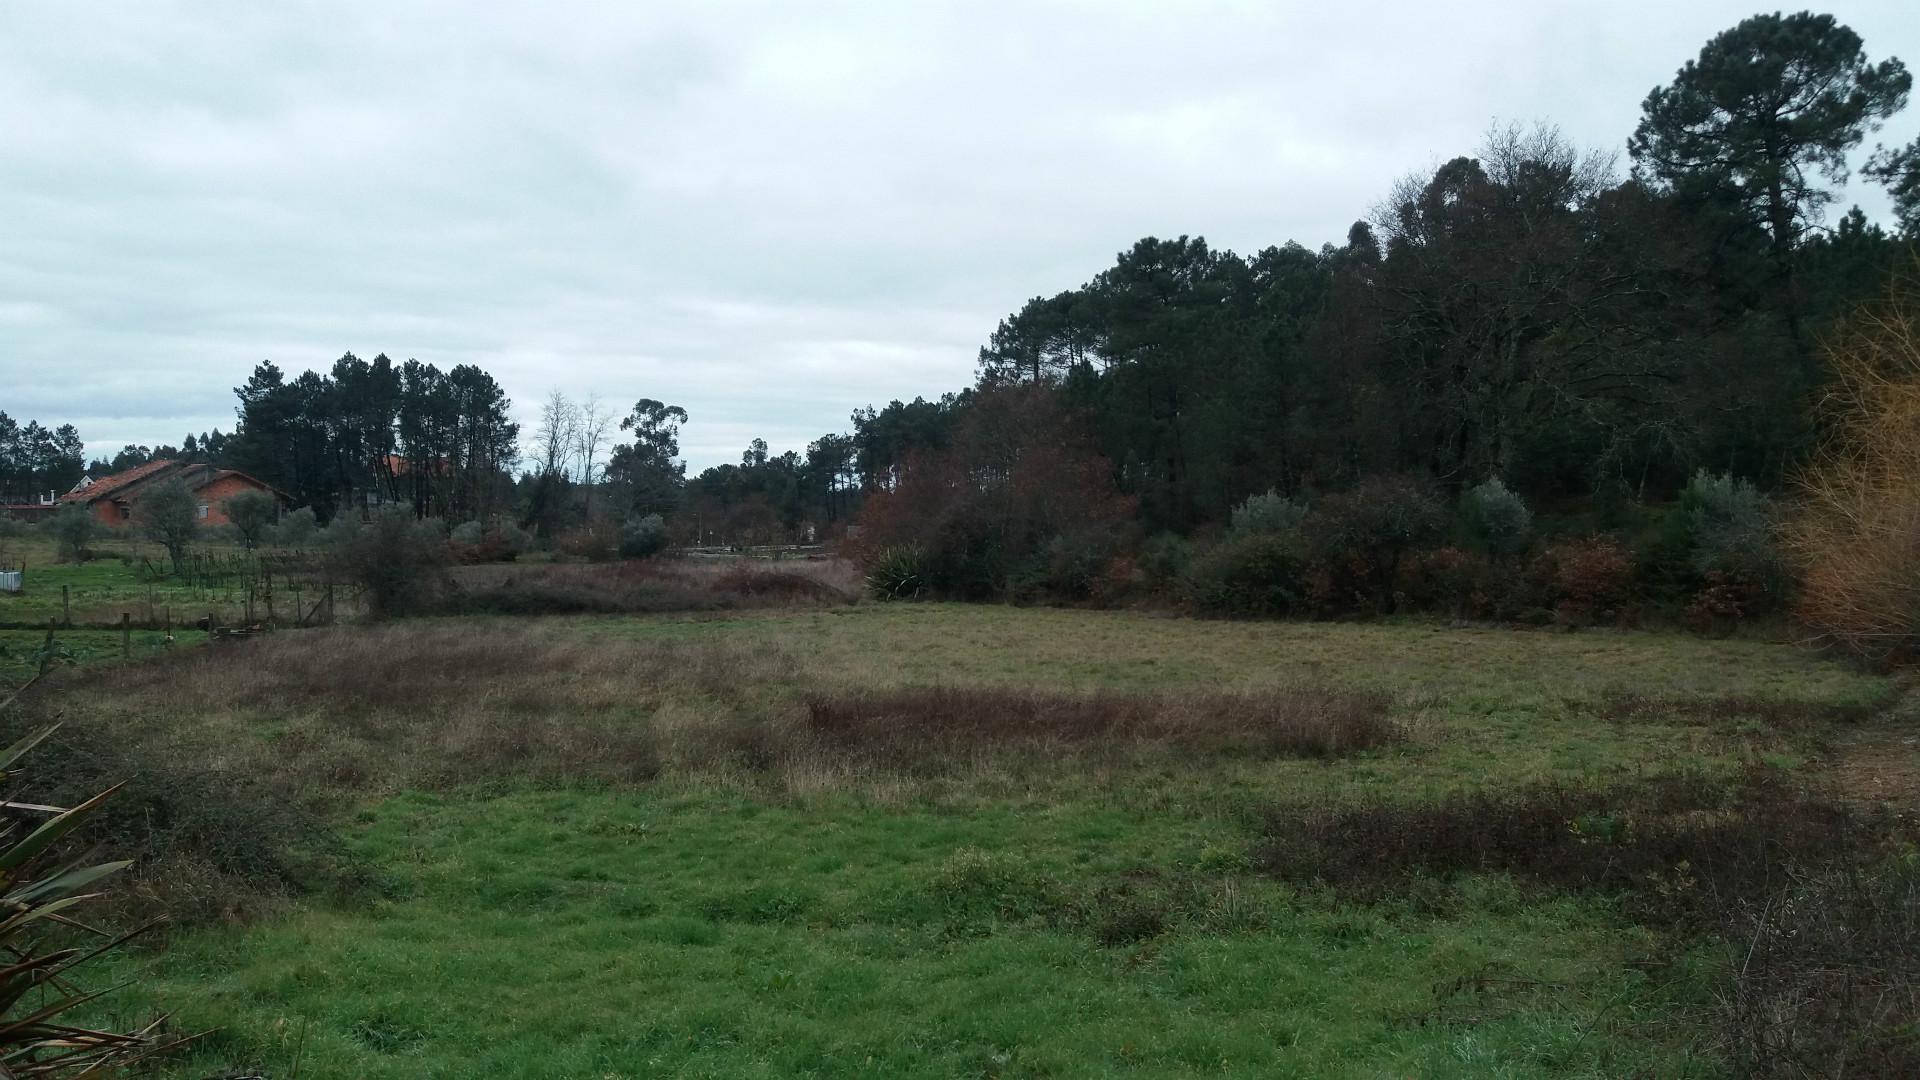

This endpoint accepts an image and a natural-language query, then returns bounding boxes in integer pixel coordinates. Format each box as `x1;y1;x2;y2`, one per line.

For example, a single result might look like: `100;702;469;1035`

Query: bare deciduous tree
574;393;614;517
535;390;579;479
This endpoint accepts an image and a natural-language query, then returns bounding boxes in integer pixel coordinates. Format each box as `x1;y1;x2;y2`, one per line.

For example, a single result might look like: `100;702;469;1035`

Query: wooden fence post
61;585;69;628
121;612;130;658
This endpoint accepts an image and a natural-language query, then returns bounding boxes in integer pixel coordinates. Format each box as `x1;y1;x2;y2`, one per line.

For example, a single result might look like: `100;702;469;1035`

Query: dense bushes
620;513;668;559
329;508;452;618
271;505;318;546
1167;469;1792;628
1302;476;1445;614
851;386;1134;601
1542;537;1638;625
1229;490;1306;536
1458;477;1531;561
1185;532;1307;617
870;456;1791;625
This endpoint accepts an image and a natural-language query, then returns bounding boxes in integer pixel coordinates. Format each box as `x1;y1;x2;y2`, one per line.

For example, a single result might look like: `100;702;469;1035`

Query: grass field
0;534;315;628
12;605;1907;1077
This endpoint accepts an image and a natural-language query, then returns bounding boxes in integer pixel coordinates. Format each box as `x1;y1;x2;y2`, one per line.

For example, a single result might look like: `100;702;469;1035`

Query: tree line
14;13;1919;563
670;12;1920;546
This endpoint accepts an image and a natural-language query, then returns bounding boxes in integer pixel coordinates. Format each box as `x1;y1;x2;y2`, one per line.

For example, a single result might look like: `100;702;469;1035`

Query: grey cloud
2;1;1912;469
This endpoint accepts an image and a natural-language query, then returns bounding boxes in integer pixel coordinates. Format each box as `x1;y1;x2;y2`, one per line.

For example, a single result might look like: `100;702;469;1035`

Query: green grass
0;627;206;683
115;789;1716;1079
56;605;1889;1077
0;535;309;628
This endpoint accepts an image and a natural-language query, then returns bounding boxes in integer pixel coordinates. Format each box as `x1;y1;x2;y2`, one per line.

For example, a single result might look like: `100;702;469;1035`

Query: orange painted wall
72;474;277;528
190;475;274;526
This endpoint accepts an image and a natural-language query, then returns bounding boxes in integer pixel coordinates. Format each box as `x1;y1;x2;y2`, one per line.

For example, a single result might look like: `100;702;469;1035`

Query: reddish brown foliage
1535;536;1635;625
848;386;1134;596
803;685;1396;761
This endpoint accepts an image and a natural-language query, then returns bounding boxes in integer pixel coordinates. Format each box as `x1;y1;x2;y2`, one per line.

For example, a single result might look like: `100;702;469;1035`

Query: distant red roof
378;454;449;477
60;459;180;504
62;461;287;506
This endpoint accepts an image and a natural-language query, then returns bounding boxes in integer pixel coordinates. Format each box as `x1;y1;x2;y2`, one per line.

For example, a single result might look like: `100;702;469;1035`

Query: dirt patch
1821;681;1920;807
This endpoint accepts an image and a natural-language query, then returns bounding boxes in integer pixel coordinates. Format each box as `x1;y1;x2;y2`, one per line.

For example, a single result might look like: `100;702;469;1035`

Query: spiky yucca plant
0;677;187;1077
865;545;929;601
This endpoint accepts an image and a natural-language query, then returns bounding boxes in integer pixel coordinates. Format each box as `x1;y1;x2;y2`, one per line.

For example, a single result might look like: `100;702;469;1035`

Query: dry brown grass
1594;692;1875;729
1785;258;1920;662
441;557;857;615
805;686;1396;763
1256;770;1920;1073
1256;770;1884;915
46;620;1391;808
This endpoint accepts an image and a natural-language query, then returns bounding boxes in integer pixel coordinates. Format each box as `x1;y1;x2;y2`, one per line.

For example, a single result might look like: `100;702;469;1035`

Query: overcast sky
3;2;1915;471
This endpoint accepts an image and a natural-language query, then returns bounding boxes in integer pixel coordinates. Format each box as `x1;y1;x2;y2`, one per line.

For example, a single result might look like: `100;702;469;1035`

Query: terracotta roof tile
59;459;180;504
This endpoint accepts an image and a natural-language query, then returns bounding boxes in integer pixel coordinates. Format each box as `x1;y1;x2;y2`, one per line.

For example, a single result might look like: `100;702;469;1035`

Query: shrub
223;490;279;549
1138;533;1193;590
328;507;451;618
1230;489;1307;536
1681;470;1786;618
1458;477;1532;562
497;521;534;556
1185;532;1308;618
557;519;620;561
450;520;485;546
314;515;359;548
47;503;96;562
0;696;188;1071
619;514;668;559
1682;471;1770;573
1304;475;1445;613
1535;536;1635;626
866;545;930;601
1012;531;1115;602
1396;546;1489;618
1785;269;1920;661
272;506;318;546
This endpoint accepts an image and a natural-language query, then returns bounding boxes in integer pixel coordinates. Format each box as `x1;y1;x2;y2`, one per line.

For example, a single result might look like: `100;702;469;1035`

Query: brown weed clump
441;559;854;615
1593;692;1876;729
803;686;1397;763
1719;858;1920;1078
1254;771;1878;916
1784;259;1920;663
1255;771;1920;1075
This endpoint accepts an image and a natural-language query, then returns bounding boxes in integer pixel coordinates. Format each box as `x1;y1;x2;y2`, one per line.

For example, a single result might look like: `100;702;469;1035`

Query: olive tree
223;490;278;550
142;480;199;572
47;504;96;562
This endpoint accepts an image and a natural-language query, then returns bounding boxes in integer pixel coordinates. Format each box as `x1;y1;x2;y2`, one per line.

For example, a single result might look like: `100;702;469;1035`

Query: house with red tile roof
60;460;285;528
